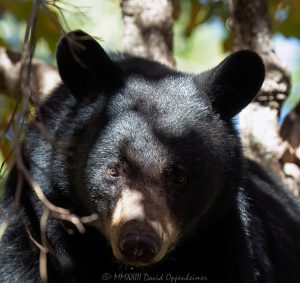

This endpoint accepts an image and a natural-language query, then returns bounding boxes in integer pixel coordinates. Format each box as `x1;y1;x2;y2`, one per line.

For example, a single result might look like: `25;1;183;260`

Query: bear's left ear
56;30;120;96
196;50;265;119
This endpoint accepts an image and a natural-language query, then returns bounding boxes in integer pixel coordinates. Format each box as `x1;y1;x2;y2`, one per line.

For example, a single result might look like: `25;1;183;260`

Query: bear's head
52;30;265;267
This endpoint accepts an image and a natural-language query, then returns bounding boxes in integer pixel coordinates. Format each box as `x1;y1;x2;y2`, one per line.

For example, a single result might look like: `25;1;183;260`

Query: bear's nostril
119;233;160;263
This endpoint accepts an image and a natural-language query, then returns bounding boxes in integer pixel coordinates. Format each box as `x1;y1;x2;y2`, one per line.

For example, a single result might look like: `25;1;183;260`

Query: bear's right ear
56;30;120;96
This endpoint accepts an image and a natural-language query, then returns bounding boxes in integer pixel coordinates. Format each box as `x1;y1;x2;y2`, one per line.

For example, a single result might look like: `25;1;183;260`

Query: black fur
0;30;299;283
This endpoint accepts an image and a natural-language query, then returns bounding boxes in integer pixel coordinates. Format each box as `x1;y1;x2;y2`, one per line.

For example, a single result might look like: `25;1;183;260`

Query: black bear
1;30;300;283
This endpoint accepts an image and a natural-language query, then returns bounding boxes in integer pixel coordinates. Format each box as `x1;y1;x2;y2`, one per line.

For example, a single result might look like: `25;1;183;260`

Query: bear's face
53;31;265;267
84;75;231;266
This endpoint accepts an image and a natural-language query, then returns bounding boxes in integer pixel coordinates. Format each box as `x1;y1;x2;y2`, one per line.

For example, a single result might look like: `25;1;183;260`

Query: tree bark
121;0;175;68
229;0;300;196
230;0;290;108
280;103;300;195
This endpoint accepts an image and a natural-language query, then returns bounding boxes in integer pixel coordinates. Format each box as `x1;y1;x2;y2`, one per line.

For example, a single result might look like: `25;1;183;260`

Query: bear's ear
197;50;265;119
56;30;119;96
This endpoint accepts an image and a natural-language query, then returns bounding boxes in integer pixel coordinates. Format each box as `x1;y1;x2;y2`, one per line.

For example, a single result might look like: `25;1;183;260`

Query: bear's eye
107;166;120;178
174;174;187;185
164;167;187;186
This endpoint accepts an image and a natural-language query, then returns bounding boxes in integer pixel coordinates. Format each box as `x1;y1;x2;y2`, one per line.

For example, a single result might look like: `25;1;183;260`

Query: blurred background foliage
1;0;300;190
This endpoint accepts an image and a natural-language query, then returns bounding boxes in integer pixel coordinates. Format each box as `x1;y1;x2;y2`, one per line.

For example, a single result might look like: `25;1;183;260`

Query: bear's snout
105;187;179;266
119;226;161;264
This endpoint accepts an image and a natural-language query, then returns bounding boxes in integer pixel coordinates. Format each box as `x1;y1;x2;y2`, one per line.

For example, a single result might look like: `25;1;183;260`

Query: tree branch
229;0;300;196
121;0;175;68
230;0;290;110
0;47;61;104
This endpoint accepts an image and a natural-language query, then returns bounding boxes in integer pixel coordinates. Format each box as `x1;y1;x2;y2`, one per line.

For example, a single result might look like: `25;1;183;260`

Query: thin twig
13;170;23;209
24;221;48;254
36;0;65;34
39;208;50;283
0;217;9;241
0;97;22;141
16;156;98;233
1;1;99;281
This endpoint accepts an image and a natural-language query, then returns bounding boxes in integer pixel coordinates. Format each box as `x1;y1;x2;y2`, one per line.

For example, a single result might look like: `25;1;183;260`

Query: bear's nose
119;232;160;263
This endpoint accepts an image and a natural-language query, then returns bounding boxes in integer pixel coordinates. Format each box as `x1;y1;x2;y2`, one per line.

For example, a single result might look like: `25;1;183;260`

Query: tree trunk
121;0;175;68
229;0;300;196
